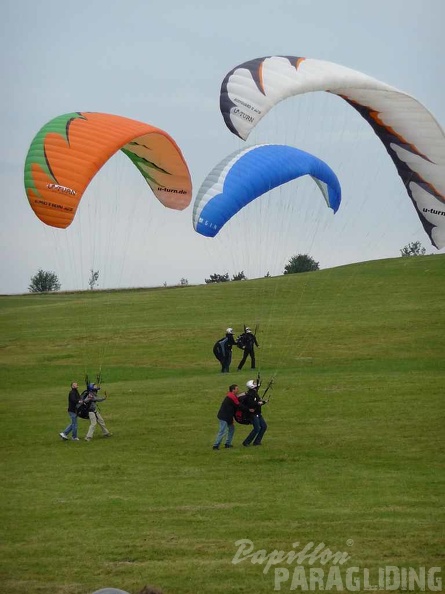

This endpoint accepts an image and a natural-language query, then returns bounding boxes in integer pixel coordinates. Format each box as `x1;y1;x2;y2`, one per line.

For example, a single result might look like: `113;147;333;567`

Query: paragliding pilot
236;326;259;370
240;378;268;446
81;382;112;441
213;328;237;373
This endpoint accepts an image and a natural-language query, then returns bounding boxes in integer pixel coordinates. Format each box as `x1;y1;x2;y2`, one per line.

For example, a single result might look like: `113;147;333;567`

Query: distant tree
179;278;189;286
283;254;319;274
205;272;230;284
88;269;99;290
232;271;247;281
400;241;426;257
29;269;61;293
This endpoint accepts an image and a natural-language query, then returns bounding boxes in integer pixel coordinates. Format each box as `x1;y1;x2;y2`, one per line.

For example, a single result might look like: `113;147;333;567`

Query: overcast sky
1;0;444;294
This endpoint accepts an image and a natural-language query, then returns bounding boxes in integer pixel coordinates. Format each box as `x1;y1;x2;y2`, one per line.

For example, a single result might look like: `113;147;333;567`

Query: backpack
76;390;91;419
234;393;252;425
213;337;227;362
236;333;247;350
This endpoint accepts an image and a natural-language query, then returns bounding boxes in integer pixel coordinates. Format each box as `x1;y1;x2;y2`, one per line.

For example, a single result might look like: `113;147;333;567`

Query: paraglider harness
234;372;274;425
213;337;227;362
76;395;91;419
236;323;259;350
76;373;106;419
236;334;247;350
213;333;236;362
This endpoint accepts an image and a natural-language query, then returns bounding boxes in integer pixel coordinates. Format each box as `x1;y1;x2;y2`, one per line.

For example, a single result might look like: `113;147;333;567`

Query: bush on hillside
28;269;61;293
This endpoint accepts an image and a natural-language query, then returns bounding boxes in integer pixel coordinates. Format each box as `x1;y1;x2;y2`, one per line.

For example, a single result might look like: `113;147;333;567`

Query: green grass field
1;255;444;594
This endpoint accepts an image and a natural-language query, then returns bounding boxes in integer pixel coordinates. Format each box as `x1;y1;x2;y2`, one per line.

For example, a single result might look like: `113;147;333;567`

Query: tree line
27;242;429;292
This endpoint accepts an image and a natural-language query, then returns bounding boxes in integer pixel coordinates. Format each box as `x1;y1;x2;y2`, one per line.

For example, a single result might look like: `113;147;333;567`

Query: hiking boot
224;444;233;448
84;437;91;441
59;432;68;441
212;445;219;450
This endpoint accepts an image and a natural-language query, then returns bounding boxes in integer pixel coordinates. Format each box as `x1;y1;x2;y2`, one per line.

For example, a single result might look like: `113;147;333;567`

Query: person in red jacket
212;384;251;450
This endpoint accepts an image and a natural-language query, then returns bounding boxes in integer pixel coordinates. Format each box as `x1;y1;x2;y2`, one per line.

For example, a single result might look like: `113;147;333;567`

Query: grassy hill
0;255;444;594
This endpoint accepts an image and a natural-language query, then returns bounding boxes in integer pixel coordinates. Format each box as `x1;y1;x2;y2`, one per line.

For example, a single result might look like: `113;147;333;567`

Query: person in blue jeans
241;379;268;446
59;381;81;441
213;384;251;450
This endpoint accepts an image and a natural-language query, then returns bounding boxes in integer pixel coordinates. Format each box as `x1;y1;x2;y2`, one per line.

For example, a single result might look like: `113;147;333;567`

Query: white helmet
246;327;252;333
226;327;234;334
246;379;257;390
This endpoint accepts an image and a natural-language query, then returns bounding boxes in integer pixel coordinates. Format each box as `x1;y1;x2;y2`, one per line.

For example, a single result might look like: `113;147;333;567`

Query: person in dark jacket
213;328;237;373
212;384;251;450
237;327;259;370
241;379;268;446
59;381;82;441
83;383;112;441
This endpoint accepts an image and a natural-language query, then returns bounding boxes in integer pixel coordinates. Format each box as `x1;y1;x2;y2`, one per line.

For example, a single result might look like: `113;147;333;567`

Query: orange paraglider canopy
24;112;192;228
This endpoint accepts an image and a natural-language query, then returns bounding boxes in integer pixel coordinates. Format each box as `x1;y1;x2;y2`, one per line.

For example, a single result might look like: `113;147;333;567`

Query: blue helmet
88;383;99;391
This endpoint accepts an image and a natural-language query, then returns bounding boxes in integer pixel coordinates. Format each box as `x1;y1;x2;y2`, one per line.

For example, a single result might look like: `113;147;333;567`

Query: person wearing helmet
212;327;237;373
241;379;268;446
82;383;112;441
236;326;259;371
